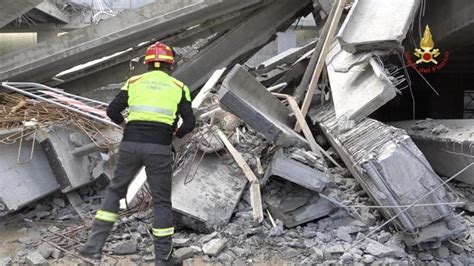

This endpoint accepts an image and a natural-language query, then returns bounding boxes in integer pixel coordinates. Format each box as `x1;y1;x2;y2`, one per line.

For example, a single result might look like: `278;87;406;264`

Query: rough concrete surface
172;151;247;231
392;119;474;185
264;148;329;192
0;0;263;82
0;129;59;216
37;127;99;193
311;106;464;244
0;0;42;28
337;0;420;53
219;64;308;147
326;43;397;121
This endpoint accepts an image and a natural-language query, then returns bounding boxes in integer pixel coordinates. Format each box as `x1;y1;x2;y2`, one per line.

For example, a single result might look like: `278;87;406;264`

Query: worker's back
126;70;188;126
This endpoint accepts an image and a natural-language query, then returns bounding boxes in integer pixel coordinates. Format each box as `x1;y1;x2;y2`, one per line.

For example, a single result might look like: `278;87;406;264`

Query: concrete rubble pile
0;92;120;217
0;0;473;265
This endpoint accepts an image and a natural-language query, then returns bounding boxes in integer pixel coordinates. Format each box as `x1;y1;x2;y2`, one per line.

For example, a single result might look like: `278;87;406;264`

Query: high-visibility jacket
121;70;191;126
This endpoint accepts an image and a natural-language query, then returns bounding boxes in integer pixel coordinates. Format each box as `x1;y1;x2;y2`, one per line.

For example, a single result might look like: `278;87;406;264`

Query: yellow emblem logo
414;25;440;64
405;24;449;73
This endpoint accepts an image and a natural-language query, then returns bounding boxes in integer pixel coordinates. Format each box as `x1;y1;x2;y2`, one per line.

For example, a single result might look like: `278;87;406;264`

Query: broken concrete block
172;151;247;231
174;0;313;92
326;244;345;254
0;129;59;216
267;196;335;228
326;43;396;121
37;127;100;193
36;242;54;259
219;64;308;148
202;238;227;256
25;251;47;265
365;241;396;257
336;226;352;243
173;247;197;261
173;238;191;248
264;148;329;192
0;256;12;266
311;107;464;245
50;249;62;259
0;0;263;83
112;240;138;255
337;0;420;53
391;119;474;185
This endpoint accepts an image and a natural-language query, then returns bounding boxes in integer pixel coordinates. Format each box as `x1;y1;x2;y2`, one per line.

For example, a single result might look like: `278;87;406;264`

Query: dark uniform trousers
84;141;174;260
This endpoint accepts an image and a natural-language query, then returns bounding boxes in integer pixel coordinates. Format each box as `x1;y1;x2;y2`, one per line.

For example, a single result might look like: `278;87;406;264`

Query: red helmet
144;41;175;64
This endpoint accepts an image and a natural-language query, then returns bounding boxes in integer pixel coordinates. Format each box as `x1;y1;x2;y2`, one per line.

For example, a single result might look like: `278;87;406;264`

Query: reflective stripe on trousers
152;227;174;237
95;209;119;222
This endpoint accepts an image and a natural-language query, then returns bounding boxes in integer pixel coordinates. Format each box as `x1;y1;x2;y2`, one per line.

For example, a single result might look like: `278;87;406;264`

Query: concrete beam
172;151;247;231
267;194;334;228
391;119;474;185
0;129;59;216
326;43;396;121
0;0;263;82
51;5;259;91
174;0;313;92
37;127;100;193
219;65;308;147
34;0;70;24
0;0;42;28
263;148;329;192
337;0;420;53
310;106;465;245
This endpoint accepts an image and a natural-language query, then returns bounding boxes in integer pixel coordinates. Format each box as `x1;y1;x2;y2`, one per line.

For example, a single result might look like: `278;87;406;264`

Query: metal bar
4;82;109;107
1;82;119;128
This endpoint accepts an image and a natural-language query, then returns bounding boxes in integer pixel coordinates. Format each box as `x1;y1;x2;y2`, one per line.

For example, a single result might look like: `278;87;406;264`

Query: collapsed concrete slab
310;106;465;245
337;0;420;53
0;0;42;28
0;0;263;82
174;0;313;92
253;40;317;75
392;119;474;185
219;65;308;147
172;151;247;231
326;43;397;121
0;129;59;216
263;148;330;192
266;194;336;228
37;127;102;193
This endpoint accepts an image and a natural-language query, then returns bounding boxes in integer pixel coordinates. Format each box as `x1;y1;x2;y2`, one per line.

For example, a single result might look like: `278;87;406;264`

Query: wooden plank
296;0;346;132
216;130;264;222
65;191;88;221
273;93;342;168
192;67;226;109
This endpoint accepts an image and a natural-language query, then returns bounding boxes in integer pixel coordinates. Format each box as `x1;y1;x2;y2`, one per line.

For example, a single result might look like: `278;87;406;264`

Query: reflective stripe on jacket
122;71;191;125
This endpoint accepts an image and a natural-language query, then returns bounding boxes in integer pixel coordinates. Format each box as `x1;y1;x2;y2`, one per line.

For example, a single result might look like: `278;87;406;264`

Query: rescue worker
79;41;196;265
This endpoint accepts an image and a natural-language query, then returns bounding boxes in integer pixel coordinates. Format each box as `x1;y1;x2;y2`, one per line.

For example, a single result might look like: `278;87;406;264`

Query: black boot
154;235;182;266
78;220;114;260
155;256;182;266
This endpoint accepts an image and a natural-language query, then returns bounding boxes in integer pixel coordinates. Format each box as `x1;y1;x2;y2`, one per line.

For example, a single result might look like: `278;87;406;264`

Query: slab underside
0;0;42;28
0;131;59;215
219;64;307;147
392;119;474;185
172;151;247;230
326;43;396;121
310;107;464;245
264;148;329;192
39;128;98;193
336;0;420;53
